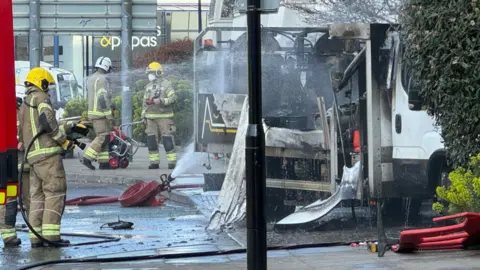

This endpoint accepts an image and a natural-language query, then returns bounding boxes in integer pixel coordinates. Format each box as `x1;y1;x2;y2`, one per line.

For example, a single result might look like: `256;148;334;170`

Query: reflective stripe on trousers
98;152;110;163
0;228;17;241
29;227;42;240
166;152;177;163
42;224;60;237
149;153;160;163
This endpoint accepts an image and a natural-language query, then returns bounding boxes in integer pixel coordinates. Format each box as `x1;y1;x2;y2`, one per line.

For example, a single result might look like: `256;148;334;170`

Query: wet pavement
30;245;480;269
1;183;239;269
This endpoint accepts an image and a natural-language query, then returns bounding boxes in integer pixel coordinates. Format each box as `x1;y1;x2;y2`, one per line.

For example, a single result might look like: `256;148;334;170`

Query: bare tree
285;0;401;24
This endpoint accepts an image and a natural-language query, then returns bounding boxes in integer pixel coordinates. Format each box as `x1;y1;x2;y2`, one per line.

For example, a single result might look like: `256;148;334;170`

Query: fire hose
65;177;204;207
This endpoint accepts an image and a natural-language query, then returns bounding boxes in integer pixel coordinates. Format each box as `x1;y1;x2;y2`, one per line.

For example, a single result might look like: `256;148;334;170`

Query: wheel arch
427;149;448;193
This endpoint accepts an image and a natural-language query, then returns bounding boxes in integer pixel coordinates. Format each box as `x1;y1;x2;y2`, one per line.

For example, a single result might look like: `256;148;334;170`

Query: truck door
392;47;441;164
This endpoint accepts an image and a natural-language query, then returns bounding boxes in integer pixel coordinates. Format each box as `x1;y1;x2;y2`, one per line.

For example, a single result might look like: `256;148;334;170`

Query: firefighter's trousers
145;118;177;165
0;170;30;244
29;155;66;244
84;118;112;165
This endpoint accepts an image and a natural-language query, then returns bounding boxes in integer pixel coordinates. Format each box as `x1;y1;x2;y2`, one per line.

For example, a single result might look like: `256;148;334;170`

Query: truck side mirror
407;76;423;111
330;71;344;91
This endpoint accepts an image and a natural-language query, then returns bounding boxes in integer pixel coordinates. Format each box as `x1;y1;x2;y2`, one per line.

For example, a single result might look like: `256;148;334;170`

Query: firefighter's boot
168;163;176;170
82;157;96;170
149;164;159;169
4;237;21;247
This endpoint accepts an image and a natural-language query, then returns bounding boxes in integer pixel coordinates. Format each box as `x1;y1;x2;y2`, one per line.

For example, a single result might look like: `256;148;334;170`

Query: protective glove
71;123;89;137
61;140;75;151
153;98;163;105
146;99;154;105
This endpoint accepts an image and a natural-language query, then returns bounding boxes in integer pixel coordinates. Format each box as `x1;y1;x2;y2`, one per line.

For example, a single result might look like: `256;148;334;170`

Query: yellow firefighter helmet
24;67;55;91
145;62;163;76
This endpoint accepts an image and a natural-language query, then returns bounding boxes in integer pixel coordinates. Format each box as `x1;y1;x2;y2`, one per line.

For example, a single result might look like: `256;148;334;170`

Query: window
57;73;80;101
400;53;420;95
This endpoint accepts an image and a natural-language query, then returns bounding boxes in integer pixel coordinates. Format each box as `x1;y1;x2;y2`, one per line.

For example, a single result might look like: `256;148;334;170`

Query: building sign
99;26;162;50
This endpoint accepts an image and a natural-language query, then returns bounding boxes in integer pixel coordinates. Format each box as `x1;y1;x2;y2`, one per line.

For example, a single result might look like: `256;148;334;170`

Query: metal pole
197;0;202;33
53;36;59;67
121;0;133;137
29;0;41;69
245;0;266;268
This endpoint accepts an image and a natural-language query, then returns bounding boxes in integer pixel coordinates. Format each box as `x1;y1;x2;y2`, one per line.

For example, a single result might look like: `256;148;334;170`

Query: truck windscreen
57;73;80;101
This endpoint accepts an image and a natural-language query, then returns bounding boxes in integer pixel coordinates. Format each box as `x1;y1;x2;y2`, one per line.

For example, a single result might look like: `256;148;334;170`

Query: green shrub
401;0;480;167
62;98;88;120
433;153;480;215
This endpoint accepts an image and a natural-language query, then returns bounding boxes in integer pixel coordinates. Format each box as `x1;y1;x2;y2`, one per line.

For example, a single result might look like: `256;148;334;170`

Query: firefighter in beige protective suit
82;56;115;170
19;67;76;248
0;97;30;247
142;62;177;169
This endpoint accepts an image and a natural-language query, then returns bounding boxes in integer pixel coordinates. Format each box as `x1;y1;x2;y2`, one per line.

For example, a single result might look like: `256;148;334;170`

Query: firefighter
0;97;28;247
82;56;115;170
142;62;177;169
19;67;74;247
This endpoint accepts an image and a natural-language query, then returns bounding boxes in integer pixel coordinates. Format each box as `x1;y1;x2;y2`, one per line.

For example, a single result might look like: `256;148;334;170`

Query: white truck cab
15;61;83;119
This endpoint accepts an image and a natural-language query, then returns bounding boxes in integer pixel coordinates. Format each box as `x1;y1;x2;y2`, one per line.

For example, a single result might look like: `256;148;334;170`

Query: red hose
66;196;119;206
65;181;204;207
119;181;161;207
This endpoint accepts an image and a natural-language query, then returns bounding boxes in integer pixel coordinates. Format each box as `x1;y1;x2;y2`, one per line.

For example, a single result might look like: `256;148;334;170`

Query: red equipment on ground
392;212;480;253
108;125;140;169
65;176;203;207
65;181;166;207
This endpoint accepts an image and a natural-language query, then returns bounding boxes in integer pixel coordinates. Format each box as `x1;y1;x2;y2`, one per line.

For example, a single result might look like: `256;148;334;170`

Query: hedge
401;0;480;167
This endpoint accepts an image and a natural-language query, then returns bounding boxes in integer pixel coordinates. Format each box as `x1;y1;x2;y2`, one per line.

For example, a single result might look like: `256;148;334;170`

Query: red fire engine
0;0;20;205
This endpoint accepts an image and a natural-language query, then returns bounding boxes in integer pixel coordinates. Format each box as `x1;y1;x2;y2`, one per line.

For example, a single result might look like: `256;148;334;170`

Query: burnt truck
197;23;449;227
193;26;362;220
275;23;448;227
